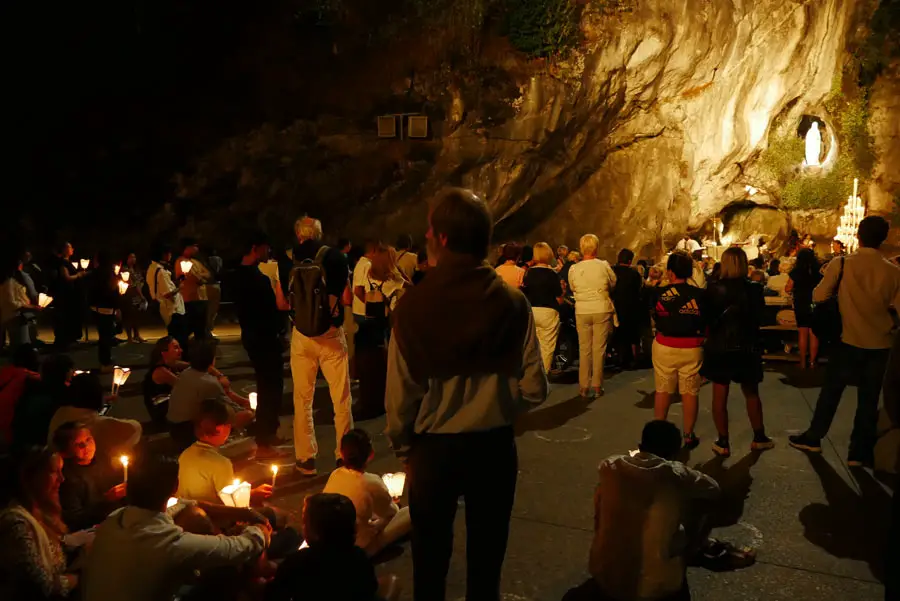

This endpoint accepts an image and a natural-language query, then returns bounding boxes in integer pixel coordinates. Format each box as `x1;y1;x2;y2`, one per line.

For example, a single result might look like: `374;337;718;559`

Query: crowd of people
0;188;898;601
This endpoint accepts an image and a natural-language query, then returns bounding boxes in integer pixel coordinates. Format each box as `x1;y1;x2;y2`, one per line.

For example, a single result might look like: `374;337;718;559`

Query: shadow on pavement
799;453;891;583
515;394;594;436
695;452;761;529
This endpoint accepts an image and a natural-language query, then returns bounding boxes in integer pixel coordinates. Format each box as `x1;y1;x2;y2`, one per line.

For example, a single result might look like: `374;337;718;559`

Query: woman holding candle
48;242;86;350
1;255;44;348
0;447;79;599
120;252;148;344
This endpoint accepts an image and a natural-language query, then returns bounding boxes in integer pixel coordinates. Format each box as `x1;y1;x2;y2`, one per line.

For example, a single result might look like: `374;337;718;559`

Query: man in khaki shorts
651;251;708;449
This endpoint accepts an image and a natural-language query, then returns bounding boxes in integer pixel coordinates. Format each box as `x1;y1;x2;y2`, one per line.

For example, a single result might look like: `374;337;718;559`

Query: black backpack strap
835;257;845;290
314;245;329;266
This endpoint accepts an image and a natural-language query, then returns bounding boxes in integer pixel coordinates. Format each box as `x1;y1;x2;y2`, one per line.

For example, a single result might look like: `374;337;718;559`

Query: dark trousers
53;298;82;346
808;343;890;460
94;312;116;366
888;488;900;601
408;427;517;601
185;301;209;342
244;337;284;444
167;312;190;351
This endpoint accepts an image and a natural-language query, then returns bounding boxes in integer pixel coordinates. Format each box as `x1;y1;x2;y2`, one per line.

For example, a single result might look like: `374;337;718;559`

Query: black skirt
700;350;763;385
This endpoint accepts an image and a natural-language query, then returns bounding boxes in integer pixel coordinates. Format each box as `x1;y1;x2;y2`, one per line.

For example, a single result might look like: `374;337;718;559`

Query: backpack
290;245;335;337
364;279;389;320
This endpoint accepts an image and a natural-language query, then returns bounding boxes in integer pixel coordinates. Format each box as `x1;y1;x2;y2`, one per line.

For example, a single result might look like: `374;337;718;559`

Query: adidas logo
661;288;679;299
679;299;700;315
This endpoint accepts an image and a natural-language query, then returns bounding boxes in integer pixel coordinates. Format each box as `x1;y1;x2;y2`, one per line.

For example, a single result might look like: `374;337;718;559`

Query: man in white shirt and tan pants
790;216;900;467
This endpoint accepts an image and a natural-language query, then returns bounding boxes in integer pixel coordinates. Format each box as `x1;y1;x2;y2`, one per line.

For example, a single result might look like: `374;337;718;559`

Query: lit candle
271;464;279;488
71;261;78;270
381;472;407;499
298;540;309;550
121;271;130;282
249;392;258;411
166;497;178;509
218;479;252;507
112;366;131;394
179;260;193;275
117;280;129;295
114;264;121;275
120;455;129;483
38;293;53;308
80;259;90;270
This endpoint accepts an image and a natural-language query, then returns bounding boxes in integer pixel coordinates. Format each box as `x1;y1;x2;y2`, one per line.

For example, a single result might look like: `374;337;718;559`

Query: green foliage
780;154;856;210
760;134;805;183
855;0;900;88
505;0;580;58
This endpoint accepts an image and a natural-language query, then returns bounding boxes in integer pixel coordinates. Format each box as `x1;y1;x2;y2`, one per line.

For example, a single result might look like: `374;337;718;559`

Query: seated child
324;429;411;557
47;372;142;456
266;493;399;601
53;421;127;531
590;421;725;601
167;340;253;451
177;398;272;505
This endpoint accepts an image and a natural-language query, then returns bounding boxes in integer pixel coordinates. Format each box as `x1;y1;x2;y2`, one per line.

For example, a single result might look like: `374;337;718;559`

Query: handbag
811;257;844;345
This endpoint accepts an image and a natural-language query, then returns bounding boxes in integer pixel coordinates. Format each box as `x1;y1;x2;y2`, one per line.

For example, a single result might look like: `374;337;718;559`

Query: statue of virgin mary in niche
804;121;822;167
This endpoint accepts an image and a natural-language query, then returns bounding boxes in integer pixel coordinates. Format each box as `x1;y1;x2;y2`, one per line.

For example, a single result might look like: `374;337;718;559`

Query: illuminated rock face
452;0;858;257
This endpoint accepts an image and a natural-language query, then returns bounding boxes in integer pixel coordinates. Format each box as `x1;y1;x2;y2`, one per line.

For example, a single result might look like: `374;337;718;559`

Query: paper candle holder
38;293;53;308
121;271;130;282
112;366;131;394
249;392;258;411
166;497;178;509
382;472;407;498
219;480;252;508
71;261;79;270
117;280;129;295
80;259;90;269
298;540;309;550
180;260;193;275
114;264;121;275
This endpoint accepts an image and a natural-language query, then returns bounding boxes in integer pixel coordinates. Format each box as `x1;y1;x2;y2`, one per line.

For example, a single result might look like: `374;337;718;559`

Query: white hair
294;217;323;241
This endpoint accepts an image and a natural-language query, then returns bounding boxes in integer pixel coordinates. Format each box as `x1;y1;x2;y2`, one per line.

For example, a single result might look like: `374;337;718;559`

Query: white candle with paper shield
166;497;178;509
382;472;407;499
114;264;121;275
71;261;78;270
117;280;129;295
180;260;193;275
112;366;131;394
80;259;90;270
298;540;309;550
120;455;129;483
120;271;130;282
38;293;53;308
249;392;258;411
219;479;252;508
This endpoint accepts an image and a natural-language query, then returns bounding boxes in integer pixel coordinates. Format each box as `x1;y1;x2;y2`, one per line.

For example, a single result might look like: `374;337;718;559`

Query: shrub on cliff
505;0;580;58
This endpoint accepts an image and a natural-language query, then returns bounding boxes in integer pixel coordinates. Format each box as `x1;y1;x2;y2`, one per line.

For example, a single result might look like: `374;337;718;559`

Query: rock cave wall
173;0;889;259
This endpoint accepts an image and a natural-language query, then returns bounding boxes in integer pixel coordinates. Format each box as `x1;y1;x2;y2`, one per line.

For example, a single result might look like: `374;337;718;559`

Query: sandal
693;538;756;572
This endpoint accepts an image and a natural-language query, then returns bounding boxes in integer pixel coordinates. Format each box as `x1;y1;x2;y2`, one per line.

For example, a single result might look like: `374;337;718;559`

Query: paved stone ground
26;324;893;601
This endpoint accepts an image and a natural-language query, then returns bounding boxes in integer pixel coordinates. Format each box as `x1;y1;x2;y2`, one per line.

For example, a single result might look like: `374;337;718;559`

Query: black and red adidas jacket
651;283;708;348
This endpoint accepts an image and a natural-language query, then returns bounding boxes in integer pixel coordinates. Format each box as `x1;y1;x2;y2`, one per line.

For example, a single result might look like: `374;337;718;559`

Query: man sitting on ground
324;429;411;556
82;454;271;601
167;340;253;450
589;420;721;601
177;398;273;505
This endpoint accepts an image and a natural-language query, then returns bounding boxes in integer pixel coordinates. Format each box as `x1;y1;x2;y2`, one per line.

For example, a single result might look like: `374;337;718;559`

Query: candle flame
120;456;129;467
166;497;178;508
114;264;121;275
233;478;240;487
271;465;279;475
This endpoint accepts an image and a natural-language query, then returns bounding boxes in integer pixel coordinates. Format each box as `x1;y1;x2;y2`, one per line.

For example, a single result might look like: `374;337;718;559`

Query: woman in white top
1;258;42;348
568;234;617;397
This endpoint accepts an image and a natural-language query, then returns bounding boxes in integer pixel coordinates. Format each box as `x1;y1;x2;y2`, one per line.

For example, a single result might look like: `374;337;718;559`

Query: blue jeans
808;343;889;460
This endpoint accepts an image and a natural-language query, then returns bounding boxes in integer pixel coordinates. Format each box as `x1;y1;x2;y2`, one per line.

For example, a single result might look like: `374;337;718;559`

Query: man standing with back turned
290;217;353;476
386;188;549;601
790;216;900;467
